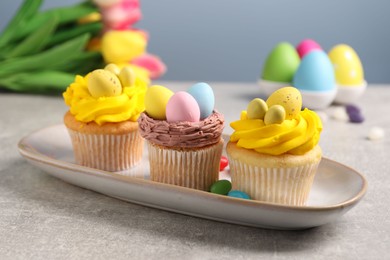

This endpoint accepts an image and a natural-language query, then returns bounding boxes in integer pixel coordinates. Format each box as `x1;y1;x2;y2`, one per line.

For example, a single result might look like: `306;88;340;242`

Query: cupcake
227;86;323;206
138;82;224;191
63;63;147;172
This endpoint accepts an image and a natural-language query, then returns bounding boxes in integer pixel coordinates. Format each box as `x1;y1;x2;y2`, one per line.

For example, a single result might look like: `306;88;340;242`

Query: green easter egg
262;42;300;82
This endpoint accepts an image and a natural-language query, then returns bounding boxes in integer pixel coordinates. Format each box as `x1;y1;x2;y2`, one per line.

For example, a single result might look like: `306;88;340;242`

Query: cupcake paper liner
228;157;320;206
147;140;224;191
67;128;144;172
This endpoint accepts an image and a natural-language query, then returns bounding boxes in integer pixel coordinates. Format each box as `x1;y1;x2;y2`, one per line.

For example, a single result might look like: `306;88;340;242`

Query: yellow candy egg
264;105;286;125
247;98;268;119
145;85;174;120
104;63;120;75
266;86;302;119
118;66;135;87
328;44;364;86
87;69;122;98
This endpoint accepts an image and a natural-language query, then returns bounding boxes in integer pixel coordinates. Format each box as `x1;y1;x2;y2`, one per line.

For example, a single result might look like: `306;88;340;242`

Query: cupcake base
147;140;224;191
64;111;144;172
227;142;322;206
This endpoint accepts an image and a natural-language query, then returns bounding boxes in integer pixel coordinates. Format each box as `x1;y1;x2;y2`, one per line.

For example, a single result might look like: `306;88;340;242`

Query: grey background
1;0;389;83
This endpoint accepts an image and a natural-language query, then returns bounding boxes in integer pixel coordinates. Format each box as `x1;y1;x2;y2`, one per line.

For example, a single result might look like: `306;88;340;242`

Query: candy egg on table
166;91;201;122
144;85;174;120
296;39;322;58
293;50;337;109
328;44;367;104
258;42;300;96
187;82;215;119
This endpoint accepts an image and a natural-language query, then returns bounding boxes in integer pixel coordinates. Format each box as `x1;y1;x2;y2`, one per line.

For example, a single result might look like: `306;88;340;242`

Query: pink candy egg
296;39;322;58
166;91;200;122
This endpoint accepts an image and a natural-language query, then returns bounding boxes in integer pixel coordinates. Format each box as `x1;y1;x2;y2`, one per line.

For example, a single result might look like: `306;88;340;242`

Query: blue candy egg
187;82;215;119
293;50;336;92
227;190;250;200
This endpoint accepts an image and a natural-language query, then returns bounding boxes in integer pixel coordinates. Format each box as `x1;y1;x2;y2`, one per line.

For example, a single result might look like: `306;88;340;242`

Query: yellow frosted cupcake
63;64;147;172
227;86;322;206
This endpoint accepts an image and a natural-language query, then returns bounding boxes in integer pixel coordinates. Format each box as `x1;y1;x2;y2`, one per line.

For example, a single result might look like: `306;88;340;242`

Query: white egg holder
333;81;367;105
259;79;366;110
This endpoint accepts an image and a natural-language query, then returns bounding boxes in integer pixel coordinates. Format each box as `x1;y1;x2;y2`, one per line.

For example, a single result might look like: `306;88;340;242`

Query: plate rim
17;124;368;213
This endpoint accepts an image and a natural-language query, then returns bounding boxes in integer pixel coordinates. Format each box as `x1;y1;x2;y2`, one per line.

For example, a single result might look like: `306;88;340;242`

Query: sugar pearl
331;107;349;122
368;127;385;141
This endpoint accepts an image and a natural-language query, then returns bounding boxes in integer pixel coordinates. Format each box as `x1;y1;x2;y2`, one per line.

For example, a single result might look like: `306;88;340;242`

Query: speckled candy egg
145;85;174;120
187;82;215;119
87;69;122;98
266;87;302;119
166;91;200;122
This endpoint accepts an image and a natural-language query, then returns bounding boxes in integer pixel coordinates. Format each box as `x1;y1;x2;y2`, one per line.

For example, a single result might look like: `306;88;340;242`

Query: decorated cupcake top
63;63;147;125
230;87;322;155
138;82;224;148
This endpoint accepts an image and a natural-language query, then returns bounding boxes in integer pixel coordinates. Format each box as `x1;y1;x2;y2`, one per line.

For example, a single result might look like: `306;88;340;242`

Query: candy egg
328;44;364;86
262;42;300;83
296;39;322;58
87;69;122;98
227;190;250;200
292;50;336;109
104;63;120;75
247;98;268;119
145;85;174;120
264;105;286;125
118;66;135;87
210;180;232;195
187;82;215;119
266;86;302;119
166;91;200;122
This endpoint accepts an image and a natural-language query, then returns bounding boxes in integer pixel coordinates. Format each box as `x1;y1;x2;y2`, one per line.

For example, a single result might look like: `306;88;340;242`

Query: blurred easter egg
266;86;302;119
145;85;174;120
262;42;300;82
87;69;122;98
296;39;322;58
328;44;364;86
293;51;336;109
166;91;200;122
187;82;215;119
293;50;335;92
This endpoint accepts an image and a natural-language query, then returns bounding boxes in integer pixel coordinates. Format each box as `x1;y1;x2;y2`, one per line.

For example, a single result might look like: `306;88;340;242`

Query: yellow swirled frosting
230;108;322;155
63;73;147;125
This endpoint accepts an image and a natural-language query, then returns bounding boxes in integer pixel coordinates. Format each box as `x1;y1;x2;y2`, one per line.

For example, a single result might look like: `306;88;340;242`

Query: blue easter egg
187;82;215;119
227;190;250;200
293;50;336;92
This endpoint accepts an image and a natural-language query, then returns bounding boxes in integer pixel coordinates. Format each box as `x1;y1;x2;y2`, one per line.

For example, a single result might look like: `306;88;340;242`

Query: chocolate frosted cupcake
138;83;224;191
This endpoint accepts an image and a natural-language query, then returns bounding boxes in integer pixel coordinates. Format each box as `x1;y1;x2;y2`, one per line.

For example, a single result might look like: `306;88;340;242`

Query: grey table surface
0;81;389;259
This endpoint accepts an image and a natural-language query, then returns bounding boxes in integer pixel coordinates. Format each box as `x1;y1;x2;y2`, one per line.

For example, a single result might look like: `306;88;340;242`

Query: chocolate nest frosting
138;111;224;148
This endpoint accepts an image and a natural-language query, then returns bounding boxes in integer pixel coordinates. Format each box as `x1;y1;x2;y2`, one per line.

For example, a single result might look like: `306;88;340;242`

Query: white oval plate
18;125;367;230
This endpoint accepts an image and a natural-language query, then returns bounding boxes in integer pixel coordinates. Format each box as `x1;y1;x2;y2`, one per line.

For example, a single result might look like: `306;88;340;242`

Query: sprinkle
368;127;385;141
